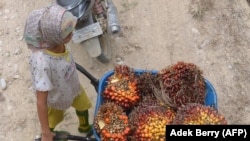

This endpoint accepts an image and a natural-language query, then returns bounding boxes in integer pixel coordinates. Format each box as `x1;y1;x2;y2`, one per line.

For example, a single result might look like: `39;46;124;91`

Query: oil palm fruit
172;103;227;125
102;65;141;110
129;102;176;141
158;61;206;108
94;102;131;141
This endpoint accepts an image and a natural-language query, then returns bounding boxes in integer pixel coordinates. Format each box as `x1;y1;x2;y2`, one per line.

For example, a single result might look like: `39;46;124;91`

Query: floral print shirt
29;48;81;110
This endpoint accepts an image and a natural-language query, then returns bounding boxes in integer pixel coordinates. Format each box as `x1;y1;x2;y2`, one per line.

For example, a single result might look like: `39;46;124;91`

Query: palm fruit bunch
102;65;140;109
94;102;131;141
137;97;162;108
129;102;176;141
158;61;206;108
136;71;159;98
172;103;227;125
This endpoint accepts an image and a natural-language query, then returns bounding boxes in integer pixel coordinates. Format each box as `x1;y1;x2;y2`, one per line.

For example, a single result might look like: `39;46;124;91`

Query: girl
24;4;92;141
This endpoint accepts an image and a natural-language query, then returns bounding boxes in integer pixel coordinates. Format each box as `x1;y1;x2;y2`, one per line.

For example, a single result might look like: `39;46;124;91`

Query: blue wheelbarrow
35;63;218;141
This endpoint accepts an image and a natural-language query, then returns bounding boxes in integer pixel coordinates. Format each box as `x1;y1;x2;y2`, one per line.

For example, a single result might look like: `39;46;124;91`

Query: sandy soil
0;0;249;140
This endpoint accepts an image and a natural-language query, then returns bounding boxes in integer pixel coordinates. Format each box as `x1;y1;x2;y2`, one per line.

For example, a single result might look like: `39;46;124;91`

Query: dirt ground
0;0;249;140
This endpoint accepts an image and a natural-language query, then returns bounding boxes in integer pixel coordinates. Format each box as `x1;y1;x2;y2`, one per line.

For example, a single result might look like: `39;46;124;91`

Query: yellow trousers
48;87;92;129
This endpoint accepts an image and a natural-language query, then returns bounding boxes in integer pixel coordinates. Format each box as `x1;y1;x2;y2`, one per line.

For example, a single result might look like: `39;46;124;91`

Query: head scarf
24;8;47;50
24;4;77;50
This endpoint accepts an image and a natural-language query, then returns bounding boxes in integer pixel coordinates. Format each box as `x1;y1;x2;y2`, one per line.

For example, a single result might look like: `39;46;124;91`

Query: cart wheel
96;32;112;63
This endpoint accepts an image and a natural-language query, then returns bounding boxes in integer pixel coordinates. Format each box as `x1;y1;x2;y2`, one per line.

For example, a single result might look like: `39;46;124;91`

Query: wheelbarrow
35;63;218;141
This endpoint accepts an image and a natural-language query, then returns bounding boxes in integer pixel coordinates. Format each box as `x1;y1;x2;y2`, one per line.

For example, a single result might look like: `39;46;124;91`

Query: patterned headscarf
24;4;77;50
24;8;47;50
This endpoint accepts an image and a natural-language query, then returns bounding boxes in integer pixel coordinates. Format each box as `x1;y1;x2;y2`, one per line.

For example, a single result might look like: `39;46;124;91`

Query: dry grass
120;0;138;13
189;0;214;19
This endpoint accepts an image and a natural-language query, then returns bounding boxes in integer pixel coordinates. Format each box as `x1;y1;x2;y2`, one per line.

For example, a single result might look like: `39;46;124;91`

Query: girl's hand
41;131;55;141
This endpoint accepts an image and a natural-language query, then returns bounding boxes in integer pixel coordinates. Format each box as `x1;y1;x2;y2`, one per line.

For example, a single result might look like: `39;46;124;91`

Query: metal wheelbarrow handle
35;134;97;141
35;130;96;141
75;62;99;92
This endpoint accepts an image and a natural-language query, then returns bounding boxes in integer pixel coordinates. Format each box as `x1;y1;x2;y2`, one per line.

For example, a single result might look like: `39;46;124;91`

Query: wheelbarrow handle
35;134;97;141
75;62;99;92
